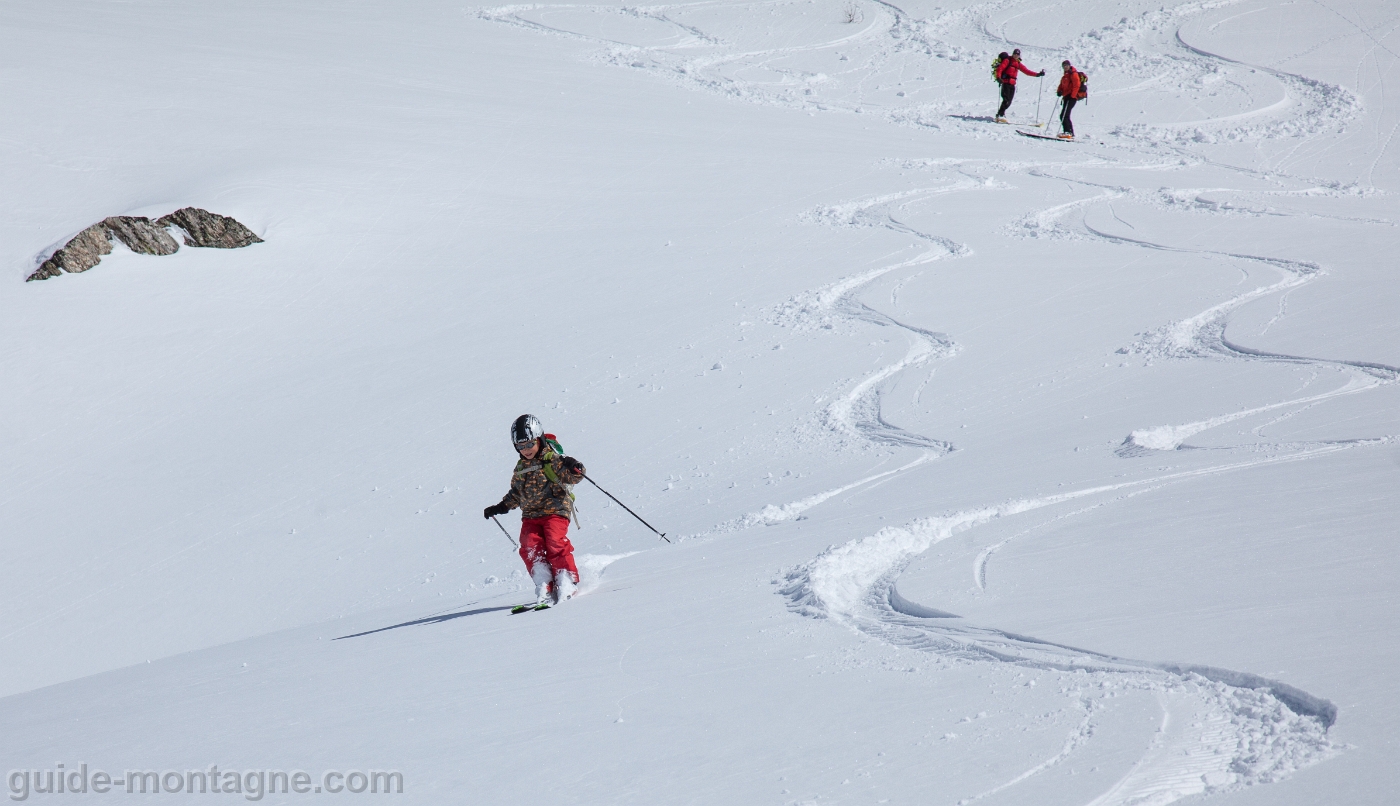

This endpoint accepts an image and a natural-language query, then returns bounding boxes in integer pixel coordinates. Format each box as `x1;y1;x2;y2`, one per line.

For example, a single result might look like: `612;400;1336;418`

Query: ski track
701;451;936;535
687;182;977;540
481;0;1390;460
478;0;1365;161
972;488;1159;593
1002;167;1400;456
959;696;1096;804
771;183;972;453
726;190;1370;799
473;2;1385;802
742;162;1381;806
763;159;1390;795
778;448;1348;806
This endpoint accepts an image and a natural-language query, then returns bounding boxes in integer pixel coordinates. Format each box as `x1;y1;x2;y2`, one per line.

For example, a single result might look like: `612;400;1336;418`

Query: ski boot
553;569;577;605
531;563;555;607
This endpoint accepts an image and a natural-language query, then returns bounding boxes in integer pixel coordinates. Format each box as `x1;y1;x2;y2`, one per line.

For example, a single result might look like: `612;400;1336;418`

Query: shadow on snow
334;604;517;640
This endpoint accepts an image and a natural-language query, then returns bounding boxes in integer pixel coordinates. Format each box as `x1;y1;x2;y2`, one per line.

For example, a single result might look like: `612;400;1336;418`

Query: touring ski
510;602;551;614
1017;130;1081;142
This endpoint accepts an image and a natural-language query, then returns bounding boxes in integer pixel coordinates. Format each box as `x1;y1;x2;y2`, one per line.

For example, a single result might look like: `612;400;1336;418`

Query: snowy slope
2;0;1398;803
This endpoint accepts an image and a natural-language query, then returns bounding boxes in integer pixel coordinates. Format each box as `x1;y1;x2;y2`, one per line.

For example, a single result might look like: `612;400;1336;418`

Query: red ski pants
519;515;579;584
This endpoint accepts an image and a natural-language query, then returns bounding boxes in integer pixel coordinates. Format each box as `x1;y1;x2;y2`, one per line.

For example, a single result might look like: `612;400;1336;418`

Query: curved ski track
473;2;1390;803
773;184;972;452
738;162;1356;803
777;449;1344;806
478;0;1365;158
694;185;975;537
1001;166;1399;457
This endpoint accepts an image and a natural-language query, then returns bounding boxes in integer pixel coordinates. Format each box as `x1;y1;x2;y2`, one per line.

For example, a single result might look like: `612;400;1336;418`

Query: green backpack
542;433;579;523
991;55;1007;82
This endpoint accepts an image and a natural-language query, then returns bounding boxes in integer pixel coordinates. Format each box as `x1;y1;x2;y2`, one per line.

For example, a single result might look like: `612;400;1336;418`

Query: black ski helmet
511;414;543;447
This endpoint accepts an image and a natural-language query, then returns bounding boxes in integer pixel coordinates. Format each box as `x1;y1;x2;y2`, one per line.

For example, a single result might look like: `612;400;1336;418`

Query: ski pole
1036;74;1043;124
491;516;517;548
582;474;670;542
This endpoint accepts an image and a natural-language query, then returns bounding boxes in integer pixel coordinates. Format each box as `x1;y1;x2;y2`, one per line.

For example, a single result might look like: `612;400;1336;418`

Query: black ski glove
483;503;510;519
1038;71;1046;77
561;457;585;476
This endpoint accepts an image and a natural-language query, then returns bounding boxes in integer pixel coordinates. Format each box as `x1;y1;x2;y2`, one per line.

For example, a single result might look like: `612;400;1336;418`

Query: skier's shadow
948;114;996;123
334;605;516;640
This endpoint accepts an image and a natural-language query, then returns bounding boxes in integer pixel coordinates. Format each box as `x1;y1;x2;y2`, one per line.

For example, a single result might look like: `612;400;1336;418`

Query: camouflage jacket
497;443;584;520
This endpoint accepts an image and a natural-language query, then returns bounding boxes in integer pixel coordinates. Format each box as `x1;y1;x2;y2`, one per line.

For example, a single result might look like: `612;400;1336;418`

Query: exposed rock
26;261;65;282
103;216;179;256
157;207;264;249
28;223;114;281
26;208;261;282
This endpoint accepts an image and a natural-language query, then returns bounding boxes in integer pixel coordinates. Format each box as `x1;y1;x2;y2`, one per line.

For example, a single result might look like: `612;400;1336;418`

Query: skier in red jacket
1056;60;1083;139
483;414;586;606
995;49;1045;123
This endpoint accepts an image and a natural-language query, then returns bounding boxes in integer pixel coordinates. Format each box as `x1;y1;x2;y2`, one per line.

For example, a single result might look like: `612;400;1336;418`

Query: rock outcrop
27;208;261;282
27;224;114;281
157;207;263;249
108;216;182;256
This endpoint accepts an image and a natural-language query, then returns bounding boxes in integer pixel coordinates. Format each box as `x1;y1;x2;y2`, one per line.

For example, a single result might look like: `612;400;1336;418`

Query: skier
995;49;1045;123
1055;60;1083;139
483;414;587;606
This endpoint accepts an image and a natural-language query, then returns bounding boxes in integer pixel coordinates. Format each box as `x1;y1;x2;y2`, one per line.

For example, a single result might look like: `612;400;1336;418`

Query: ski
509;591;574;614
1017;130;1080;142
